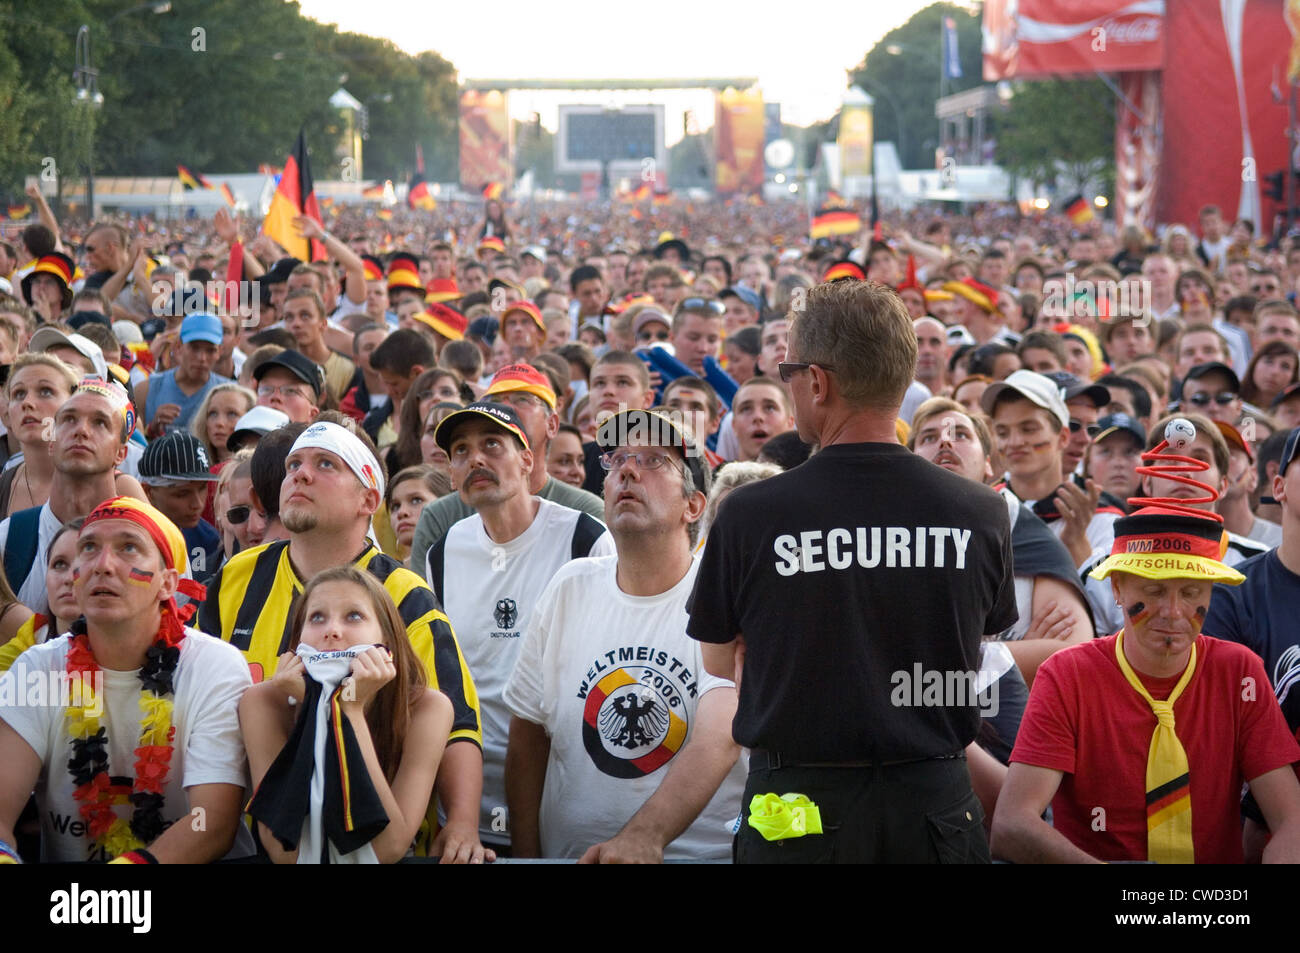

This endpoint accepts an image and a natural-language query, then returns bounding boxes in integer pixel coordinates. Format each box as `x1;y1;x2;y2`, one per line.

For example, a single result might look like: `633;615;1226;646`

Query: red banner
983;0;1165;80
1157;0;1292;230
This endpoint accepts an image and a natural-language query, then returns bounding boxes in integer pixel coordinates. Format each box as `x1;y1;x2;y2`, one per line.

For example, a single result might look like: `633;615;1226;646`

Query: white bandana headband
290;421;385;500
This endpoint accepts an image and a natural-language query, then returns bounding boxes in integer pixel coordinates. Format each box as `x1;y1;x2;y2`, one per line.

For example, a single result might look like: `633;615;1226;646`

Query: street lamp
73;26;103;215
74;4;170;217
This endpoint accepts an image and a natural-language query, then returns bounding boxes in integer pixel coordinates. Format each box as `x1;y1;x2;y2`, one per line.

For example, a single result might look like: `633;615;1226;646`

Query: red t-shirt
1011;634;1300;863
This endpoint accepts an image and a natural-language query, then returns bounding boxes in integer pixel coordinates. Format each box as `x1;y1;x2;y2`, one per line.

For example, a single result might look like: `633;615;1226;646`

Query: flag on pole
942;17;962;80
362;183;385;200
408;173;435;211
220;183;236;208
415;143;426;175
482;182;504;201
262;130;325;261
6;204;31;220
177;165;212;190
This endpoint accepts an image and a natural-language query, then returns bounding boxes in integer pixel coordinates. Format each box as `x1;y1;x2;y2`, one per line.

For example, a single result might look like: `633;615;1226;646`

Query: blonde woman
190;382;257;468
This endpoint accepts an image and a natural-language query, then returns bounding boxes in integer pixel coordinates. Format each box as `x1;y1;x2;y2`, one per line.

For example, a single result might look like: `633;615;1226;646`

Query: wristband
108;849;158;865
0;839;20;864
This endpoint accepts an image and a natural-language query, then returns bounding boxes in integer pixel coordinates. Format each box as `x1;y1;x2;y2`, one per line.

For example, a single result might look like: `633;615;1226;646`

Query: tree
848;2;984;170
995;78;1115;194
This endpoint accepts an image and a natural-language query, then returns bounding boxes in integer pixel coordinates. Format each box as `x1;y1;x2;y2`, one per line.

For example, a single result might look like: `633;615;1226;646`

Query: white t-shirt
428;497;613;843
0;628;252;862
502;555;747;861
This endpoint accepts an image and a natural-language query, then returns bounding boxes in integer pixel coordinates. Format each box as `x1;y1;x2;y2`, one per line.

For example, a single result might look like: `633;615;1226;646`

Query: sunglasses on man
1186;391;1238;407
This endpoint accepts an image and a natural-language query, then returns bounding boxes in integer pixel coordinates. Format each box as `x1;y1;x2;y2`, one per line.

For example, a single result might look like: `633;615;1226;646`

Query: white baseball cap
980;369;1070;429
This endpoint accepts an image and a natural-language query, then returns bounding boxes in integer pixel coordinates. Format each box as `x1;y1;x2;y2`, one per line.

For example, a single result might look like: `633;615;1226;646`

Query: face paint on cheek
1126;601;1150;624
72;567;80;580
1195;605;1207;625
128;567;155;586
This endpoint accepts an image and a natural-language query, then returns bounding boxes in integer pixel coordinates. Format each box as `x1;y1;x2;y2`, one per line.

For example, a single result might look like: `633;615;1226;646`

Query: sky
298;0;941;140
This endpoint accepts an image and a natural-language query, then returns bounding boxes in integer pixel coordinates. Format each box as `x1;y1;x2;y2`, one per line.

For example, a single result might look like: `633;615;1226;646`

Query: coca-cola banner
983;0;1165;80
1157;0;1293;230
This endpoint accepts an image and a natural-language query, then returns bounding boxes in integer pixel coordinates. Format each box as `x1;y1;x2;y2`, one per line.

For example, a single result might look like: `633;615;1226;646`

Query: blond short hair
789;280;916;410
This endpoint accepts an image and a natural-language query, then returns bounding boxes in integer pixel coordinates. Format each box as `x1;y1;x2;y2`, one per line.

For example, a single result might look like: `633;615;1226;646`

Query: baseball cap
980;369;1071;429
1271;381;1300;410
433;401;530;454
468;315;498;345
719;285;763;312
418;303;467;341
253;350;325;399
633;308;672;338
946;325;976;348
1183;361;1241;393
521;245;546;263
139;430;218;485
595;408;708;494
262;257;301;286
67;311;113;333
180;311;224;346
1044;371;1110;409
1094;412;1146;447
484;362;556;410
227;405;290;452
29;327;109;381
1278;426;1300;479
1214;420;1254;463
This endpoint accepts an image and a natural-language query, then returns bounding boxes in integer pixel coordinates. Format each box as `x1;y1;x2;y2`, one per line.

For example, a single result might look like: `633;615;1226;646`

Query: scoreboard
556;104;666;177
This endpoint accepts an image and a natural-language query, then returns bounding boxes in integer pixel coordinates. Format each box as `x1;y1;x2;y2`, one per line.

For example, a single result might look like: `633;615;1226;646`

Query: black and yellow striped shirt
197;539;482;748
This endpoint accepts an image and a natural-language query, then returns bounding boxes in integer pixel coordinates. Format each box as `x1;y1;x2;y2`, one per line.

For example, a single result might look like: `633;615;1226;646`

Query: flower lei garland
64;626;183;861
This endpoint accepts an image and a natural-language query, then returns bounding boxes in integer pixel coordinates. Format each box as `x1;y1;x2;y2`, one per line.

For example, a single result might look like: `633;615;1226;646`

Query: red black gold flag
1064;194;1094;226
810;205;861;240
262;130;325;261
482;182;504;201
408;174;435;211
177;165;212;190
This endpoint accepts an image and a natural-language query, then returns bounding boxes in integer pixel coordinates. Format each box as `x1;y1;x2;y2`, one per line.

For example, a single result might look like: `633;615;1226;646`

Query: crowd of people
0;185;1299;865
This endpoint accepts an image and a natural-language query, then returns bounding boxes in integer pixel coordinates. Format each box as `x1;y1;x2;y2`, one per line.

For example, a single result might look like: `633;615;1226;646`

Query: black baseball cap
1271;381;1300;410
253;349;325;399
596;408;709;494
67;310;113;333
1093;412;1146;447
1183;361;1241;393
1044;371;1110;409
433;401;530;455
139;430;218;485
1280;426;1300;479
263;257;302;286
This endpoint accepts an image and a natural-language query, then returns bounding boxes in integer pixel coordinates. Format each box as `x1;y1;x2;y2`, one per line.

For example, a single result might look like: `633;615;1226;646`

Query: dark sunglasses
1068;420;1102;438
678;297;724;316
637;329;671;342
225;505;255;525
777;361;835;383
1187;391;1237;407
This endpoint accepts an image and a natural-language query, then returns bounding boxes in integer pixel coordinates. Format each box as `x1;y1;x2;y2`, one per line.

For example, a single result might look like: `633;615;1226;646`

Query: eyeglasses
599;450;680;473
257;384;309;401
678;298;725;316
777;361;835;383
1187;391;1238;407
1068;420;1102;438
637;330;671;343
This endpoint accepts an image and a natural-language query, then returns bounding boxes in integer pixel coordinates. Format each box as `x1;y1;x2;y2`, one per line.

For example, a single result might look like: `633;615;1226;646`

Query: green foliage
848;2;983;169
0;0;461;198
994;78;1115;193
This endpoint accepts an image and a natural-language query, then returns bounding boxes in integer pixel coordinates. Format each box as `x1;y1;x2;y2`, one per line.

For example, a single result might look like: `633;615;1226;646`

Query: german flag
262;130;325;262
6;204;31;220
652;191;671;207
482;182;504;201
810;204;861;239
220;183;236;208
362;183;385;200
631;182;651;202
408;174;435;211
1064;194;1095;226
177;165;212;191
376;208;393;221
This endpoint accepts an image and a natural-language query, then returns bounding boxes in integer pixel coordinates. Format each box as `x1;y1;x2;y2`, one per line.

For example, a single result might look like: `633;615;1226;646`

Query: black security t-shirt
687;442;1017;762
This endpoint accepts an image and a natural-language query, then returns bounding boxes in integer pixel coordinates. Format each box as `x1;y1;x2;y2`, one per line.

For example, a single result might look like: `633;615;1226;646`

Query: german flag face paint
1126;601;1150;625
128;567;155;586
